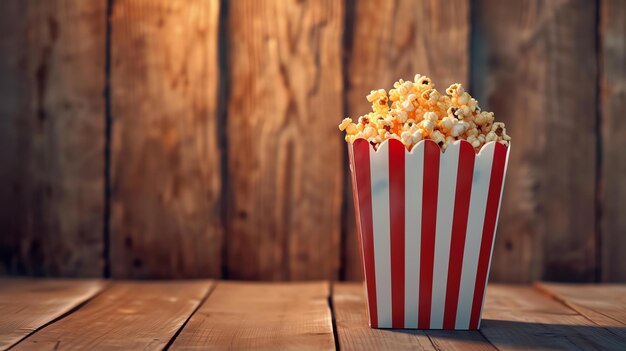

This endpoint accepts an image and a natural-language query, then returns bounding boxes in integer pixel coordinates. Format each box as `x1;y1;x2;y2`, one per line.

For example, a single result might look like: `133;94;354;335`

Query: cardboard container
348;138;510;330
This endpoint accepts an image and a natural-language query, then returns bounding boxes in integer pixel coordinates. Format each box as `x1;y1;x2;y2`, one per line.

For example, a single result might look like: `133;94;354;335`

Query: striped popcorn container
347;138;510;330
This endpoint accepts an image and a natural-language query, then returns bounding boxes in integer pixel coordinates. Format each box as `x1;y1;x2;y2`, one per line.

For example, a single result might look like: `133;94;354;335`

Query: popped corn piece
446;83;465;97
338;118;353;131
465;126;479;137
366;89;387;103
480;123;492;134
397;81;414;96
420;119;436;132
412;129;424;143
346;124;357;134
457;93;470;105
450;121;469;137
467;98;479;112
392;110;408;123
439;116;456;133
401;98;415;112
491;122;511;141
372;97;389;115
401;131;413;146
456;105;472;120
474;111;494;126
423;111;438;123
363;126;377;139
467;135;481;148
393;79;405;89
415;75;433;90
389;89;400;102
431;130;446;146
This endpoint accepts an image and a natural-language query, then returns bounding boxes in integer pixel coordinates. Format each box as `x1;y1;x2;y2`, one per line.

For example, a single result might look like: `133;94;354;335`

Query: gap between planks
534;282;626;339
9;280;214;351
163;281;218;350
481;284;626;350
0;279;108;351
168;281;336;350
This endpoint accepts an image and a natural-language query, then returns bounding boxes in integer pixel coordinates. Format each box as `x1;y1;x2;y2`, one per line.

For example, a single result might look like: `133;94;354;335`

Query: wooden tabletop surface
0;279;625;350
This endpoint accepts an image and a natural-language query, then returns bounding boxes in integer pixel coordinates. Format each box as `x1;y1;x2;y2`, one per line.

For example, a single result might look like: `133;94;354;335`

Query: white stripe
477;143;511;328
430;142;460;329
404;142;425;328
369;141;392;328
455;142;495;329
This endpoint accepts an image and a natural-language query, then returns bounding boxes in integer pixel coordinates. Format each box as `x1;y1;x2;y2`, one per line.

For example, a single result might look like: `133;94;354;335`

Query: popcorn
420;119;436;133
401;131;412;143
339;74;510;152
450;121;469;137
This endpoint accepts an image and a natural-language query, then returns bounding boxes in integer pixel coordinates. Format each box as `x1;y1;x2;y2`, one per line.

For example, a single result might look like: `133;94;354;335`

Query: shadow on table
382;319;626;349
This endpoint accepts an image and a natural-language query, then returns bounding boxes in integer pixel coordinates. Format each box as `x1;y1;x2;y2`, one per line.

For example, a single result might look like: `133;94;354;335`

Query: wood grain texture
0;0;105;276
170;281;334;350
13;281;211;351
480;285;626;350
600;0;626;283
226;0;344;280
472;0;598;283
109;0;223;278
332;283;494;350
0;279;104;350
536;283;626;327
343;0;470;281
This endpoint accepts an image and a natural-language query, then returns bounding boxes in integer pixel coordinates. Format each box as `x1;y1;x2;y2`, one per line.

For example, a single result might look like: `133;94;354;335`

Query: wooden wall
0;0;624;282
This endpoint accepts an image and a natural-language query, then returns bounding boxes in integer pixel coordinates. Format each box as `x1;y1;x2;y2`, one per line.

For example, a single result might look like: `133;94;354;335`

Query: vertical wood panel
226;0;344;280
343;0;469;280
110;0;223;278
600;0;626;282
472;0;598;282
0;1;106;276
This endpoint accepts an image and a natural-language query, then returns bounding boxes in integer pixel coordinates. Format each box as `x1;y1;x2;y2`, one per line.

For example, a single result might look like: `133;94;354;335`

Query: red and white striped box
347;138;510;330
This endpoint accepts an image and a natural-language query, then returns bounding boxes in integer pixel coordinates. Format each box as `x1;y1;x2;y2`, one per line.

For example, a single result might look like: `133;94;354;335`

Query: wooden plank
536;283;626;327
480;285;626;350
13;281;212;350
226;0;344;280
333;283;495;351
600;0;626;282
343;0;469;281
0;0;105;276
472;0;598;282
169;281;334;350
109;0;223;278
0;279;104;350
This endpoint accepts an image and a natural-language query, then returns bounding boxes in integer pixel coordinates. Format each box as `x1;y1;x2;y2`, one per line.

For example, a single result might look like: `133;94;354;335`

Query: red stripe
443;141;476;329
388;139;405;328
348;144;365;281
352;139;378;328
469;143;507;329
418;140;440;329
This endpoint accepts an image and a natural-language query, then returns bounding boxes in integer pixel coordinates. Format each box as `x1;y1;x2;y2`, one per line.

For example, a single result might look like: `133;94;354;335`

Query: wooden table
1;279;625;350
